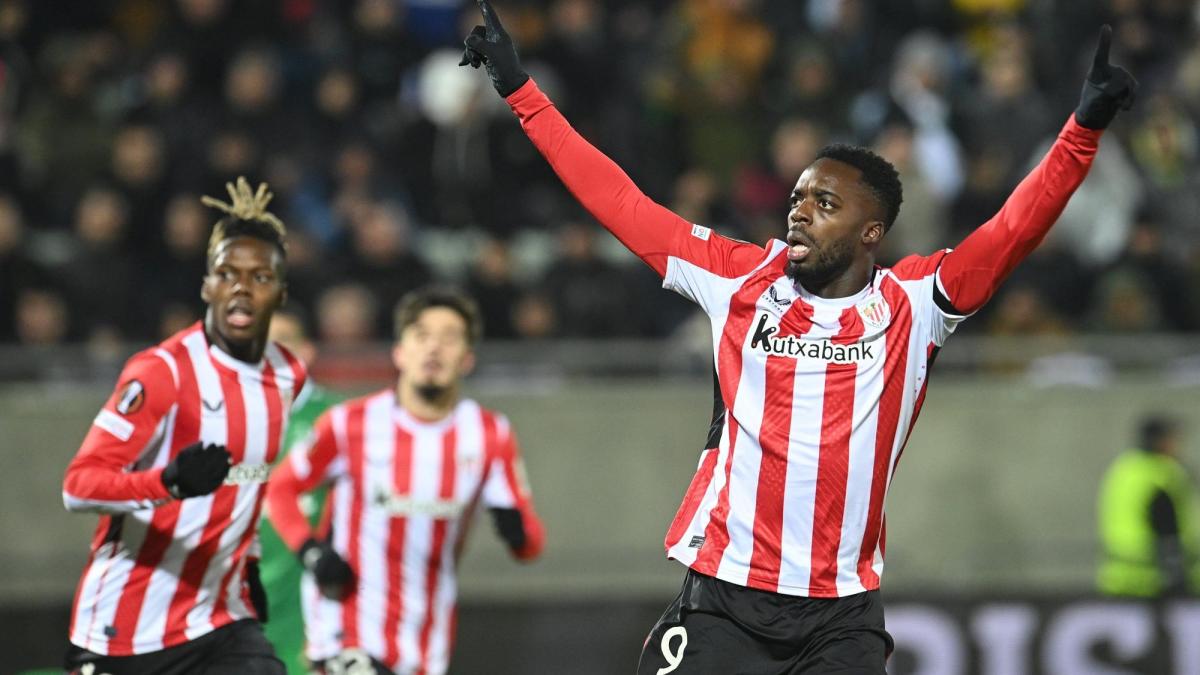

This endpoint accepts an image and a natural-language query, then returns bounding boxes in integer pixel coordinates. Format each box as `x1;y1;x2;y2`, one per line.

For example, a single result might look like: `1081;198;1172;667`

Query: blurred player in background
1098;415;1200;597
260;308;343;673
267;286;544;675
61;178;305;674
462;3;1137;672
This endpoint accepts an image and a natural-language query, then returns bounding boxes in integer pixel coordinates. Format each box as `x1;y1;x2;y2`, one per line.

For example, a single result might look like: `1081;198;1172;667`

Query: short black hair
1139;415;1179;453
815;144;903;231
394;286;483;345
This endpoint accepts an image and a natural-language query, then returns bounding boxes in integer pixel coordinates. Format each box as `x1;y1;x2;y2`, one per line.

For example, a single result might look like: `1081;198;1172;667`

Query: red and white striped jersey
266;391;543;675
659;247;957;597
63;322;306;655
506;78;1101;598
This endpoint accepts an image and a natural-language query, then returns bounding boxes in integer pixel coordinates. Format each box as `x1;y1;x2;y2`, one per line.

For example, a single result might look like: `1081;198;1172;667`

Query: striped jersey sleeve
63;349;179;513
479;414;544;561
266;407;348;552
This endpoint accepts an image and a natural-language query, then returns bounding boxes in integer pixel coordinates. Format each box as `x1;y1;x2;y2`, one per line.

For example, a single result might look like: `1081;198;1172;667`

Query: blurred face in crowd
163;195;209;257
113;126;166;187
785;159;884;293
202;236;286;362
75;188;128;247
393;307;475;404
268;312;317;368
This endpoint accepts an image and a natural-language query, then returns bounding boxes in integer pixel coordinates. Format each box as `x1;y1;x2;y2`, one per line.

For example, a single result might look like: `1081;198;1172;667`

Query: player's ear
862;220;885;245
460;349;477;377
200;272;213;304
391;341;406;372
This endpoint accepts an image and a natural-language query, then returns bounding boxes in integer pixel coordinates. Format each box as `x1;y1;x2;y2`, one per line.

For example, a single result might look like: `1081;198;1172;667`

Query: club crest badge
856;295;891;332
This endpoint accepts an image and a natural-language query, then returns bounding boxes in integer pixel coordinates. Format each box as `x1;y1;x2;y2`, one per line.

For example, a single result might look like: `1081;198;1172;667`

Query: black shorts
64;619;284;675
636;569;894;675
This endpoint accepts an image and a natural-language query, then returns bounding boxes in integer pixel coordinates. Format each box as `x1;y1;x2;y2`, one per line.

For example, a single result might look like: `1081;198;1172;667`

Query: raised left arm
936;26;1136;315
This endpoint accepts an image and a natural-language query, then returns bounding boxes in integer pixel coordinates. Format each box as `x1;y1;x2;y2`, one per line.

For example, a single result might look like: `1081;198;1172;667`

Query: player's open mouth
227;305;255;329
787;244;810;262
786;232;813;262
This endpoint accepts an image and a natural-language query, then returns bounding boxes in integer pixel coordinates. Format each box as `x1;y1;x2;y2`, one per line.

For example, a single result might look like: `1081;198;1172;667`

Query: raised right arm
506;79;765;278
460;0;764;279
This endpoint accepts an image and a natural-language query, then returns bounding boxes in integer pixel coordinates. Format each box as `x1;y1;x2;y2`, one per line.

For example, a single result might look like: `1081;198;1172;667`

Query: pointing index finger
477;0;505;38
1093;24;1112;71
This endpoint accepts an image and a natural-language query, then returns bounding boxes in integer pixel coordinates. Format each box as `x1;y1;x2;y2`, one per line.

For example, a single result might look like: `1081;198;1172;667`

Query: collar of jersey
207;341;266;377
392;395;459;432
792;278;873;308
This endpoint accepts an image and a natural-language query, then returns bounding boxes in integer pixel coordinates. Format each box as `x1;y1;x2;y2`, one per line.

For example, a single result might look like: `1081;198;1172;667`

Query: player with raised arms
461;4;1137;672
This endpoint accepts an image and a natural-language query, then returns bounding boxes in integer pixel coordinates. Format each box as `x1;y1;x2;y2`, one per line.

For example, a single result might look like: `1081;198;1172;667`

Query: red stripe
746;299;814;590
164;361;247;639
417;428;458;675
107;343;196;654
856;277;912;589
212;362;284;624
806;307;866;596
341;403;367;648
693;261;783;573
663;448;720;549
383;427;414;668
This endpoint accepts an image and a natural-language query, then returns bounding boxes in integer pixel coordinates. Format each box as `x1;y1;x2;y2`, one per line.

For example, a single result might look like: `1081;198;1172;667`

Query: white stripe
716;325;770;585
153;348;180;389
70;542;119;651
777;355;824;590
82;547;139;653
302;572;341;660
358;394;393;659
834;334;884;595
398;425;441;672
455;402;484;503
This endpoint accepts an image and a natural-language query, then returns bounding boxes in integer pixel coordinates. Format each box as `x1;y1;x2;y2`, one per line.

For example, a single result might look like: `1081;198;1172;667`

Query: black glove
246;559;268;623
1074;25;1138;129
299;538;355;600
459;0;529;97
161;442;231;499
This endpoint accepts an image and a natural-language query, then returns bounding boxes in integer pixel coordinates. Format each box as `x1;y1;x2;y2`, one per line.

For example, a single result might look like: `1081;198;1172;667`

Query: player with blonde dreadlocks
62;177;306;675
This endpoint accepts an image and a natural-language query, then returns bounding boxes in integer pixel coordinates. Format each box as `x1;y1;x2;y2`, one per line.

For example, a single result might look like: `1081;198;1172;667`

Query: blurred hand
161;442;231;499
1074;25;1138;129
459;0;529;97
300;538;355;600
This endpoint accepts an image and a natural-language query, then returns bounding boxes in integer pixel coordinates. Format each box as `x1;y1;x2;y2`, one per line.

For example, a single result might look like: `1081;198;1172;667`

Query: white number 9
656;626;688;675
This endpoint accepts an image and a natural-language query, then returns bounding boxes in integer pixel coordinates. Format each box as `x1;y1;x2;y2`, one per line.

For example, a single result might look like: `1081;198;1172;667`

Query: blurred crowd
1;0;1199;349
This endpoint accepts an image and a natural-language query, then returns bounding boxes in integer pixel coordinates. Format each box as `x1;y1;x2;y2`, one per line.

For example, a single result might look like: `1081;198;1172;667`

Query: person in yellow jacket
1098;416;1200;596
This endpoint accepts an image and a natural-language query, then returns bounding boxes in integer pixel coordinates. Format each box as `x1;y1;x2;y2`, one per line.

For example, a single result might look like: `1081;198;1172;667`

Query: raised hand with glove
459;0;529;97
1075;24;1138;129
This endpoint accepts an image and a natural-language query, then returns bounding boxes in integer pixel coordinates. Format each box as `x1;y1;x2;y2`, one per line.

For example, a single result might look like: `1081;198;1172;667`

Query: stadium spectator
1;2;1199;346
1098;416;1200;597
